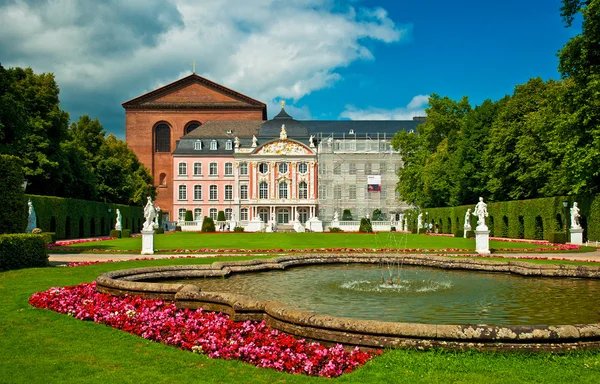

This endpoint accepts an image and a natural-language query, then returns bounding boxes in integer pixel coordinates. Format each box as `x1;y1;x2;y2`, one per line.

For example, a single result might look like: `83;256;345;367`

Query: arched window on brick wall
155;123;171;152
185;122;201;135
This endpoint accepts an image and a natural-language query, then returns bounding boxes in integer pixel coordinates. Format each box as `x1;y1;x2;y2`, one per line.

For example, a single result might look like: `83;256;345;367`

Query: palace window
194;140;202;150
225;140;232;150
258;162;269;174
279;182;288;199
348;140;356;151
194;208;202;221
224;162;233;176
178;208;186;220
278;163;288;174
298;181;307;199
193;162;202;176
364;140;372;151
209;185;217;200
178;162;187;176
334;185;342;200
333;163;341;175
298;162;307;174
225;208;232;220
178;185;187;200
186;122;201;135
240;185;248;200
364;163;372;175
348;163;356;175
155;123;170;152
239;162;248;175
209;208;217;220
240;208;249;221
225;185;233;200
194;185;202;200
319;163;327;175
380;162;387;173
210;140;217;150
349;185;357;200
319;185;327;199
209;162;218;176
259;182;268;199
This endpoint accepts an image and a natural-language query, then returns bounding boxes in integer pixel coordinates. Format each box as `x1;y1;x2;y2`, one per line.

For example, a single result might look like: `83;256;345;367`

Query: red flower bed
29;283;378;377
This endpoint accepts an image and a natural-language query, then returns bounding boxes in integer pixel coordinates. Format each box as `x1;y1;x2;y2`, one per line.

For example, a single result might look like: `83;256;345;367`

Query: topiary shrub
217;211;226;221
359;218;373;233
233;226;244;232
110;229;121;238
454;230;463;238
372;209;384;221
390;226;396;232
0;155;27;234
201;217;216;232
546;232;567;244
121;229;131;238
184;210;193;222
41;232;56;244
329;227;343;232
0;234;48;270
342;209;353;221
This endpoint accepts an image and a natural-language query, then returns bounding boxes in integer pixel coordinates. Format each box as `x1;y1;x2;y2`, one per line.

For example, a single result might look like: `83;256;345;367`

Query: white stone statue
571;202;581;229
295;211;300;223
333;211;339;221
464;208;471;229
417;213;423;229
404;217;408;232
280;124;287;140
234;137;240;148
252;135;257;147
26;199;37;233
154;206;161;228
472;197;488;229
309;135;315;147
143;196;157;231
115;209;122;231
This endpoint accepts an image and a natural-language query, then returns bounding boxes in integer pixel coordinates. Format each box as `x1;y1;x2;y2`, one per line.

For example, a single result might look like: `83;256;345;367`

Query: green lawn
1;257;599;383
54;232;587;253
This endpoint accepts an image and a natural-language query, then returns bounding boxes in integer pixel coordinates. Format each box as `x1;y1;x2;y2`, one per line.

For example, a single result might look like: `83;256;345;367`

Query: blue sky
0;0;578;138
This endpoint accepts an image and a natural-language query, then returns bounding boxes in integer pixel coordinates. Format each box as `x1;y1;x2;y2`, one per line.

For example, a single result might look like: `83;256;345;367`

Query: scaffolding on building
315;131;411;221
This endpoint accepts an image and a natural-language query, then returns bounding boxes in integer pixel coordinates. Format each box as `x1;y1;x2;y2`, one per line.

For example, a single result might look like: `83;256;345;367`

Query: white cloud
340;94;430;120
0;0;407;134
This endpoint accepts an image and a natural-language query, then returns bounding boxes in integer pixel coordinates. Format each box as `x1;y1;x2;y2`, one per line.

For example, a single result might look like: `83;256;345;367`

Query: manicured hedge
202;217;216;232
0;155;27;234
407;194;600;242
26;194;143;240
0;234;48;270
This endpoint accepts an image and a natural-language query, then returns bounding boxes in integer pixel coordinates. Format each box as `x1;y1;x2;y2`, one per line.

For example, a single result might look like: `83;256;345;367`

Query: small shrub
155;228;165;234
359;218;373;233
110;229;121;238
201;217;216;232
546;232;567;244
454;230;464;238
121;229;131;238
0;234;48;271
465;230;475;238
233;226;245;232
390;226;396;232
175;226;182;232
329;227;343;232
342;209;353;221
184;210;193;222
41;232;56;244
217;211;226;221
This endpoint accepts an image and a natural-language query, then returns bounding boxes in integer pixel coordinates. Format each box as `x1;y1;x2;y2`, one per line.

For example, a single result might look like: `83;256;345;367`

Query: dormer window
225;140;232;150
194;140;202;150
210;140;217;150
226;129;233;134
349;129;355;135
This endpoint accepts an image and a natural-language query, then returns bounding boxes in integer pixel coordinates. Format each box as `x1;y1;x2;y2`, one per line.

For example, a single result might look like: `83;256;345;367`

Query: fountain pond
96;254;600;352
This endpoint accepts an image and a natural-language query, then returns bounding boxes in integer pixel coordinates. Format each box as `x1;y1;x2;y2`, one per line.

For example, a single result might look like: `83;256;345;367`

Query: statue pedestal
141;229;154;255
245;218;265;232
570;228;584;245
464;225;472;238
331;219;340;229
475;227;490;255
306;217;323;232
229;220;237;232
293;221;305;232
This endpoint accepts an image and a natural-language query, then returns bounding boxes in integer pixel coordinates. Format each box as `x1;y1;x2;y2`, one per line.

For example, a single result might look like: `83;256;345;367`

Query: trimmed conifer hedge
0;234;48;270
26;194;143;240
0;155;27;234
406;195;600;242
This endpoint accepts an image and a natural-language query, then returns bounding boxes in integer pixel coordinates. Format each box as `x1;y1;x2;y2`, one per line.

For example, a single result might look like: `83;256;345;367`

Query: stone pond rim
95;254;600;352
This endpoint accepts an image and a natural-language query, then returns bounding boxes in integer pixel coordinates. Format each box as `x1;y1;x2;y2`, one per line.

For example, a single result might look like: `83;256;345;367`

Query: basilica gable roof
122;74;267;118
